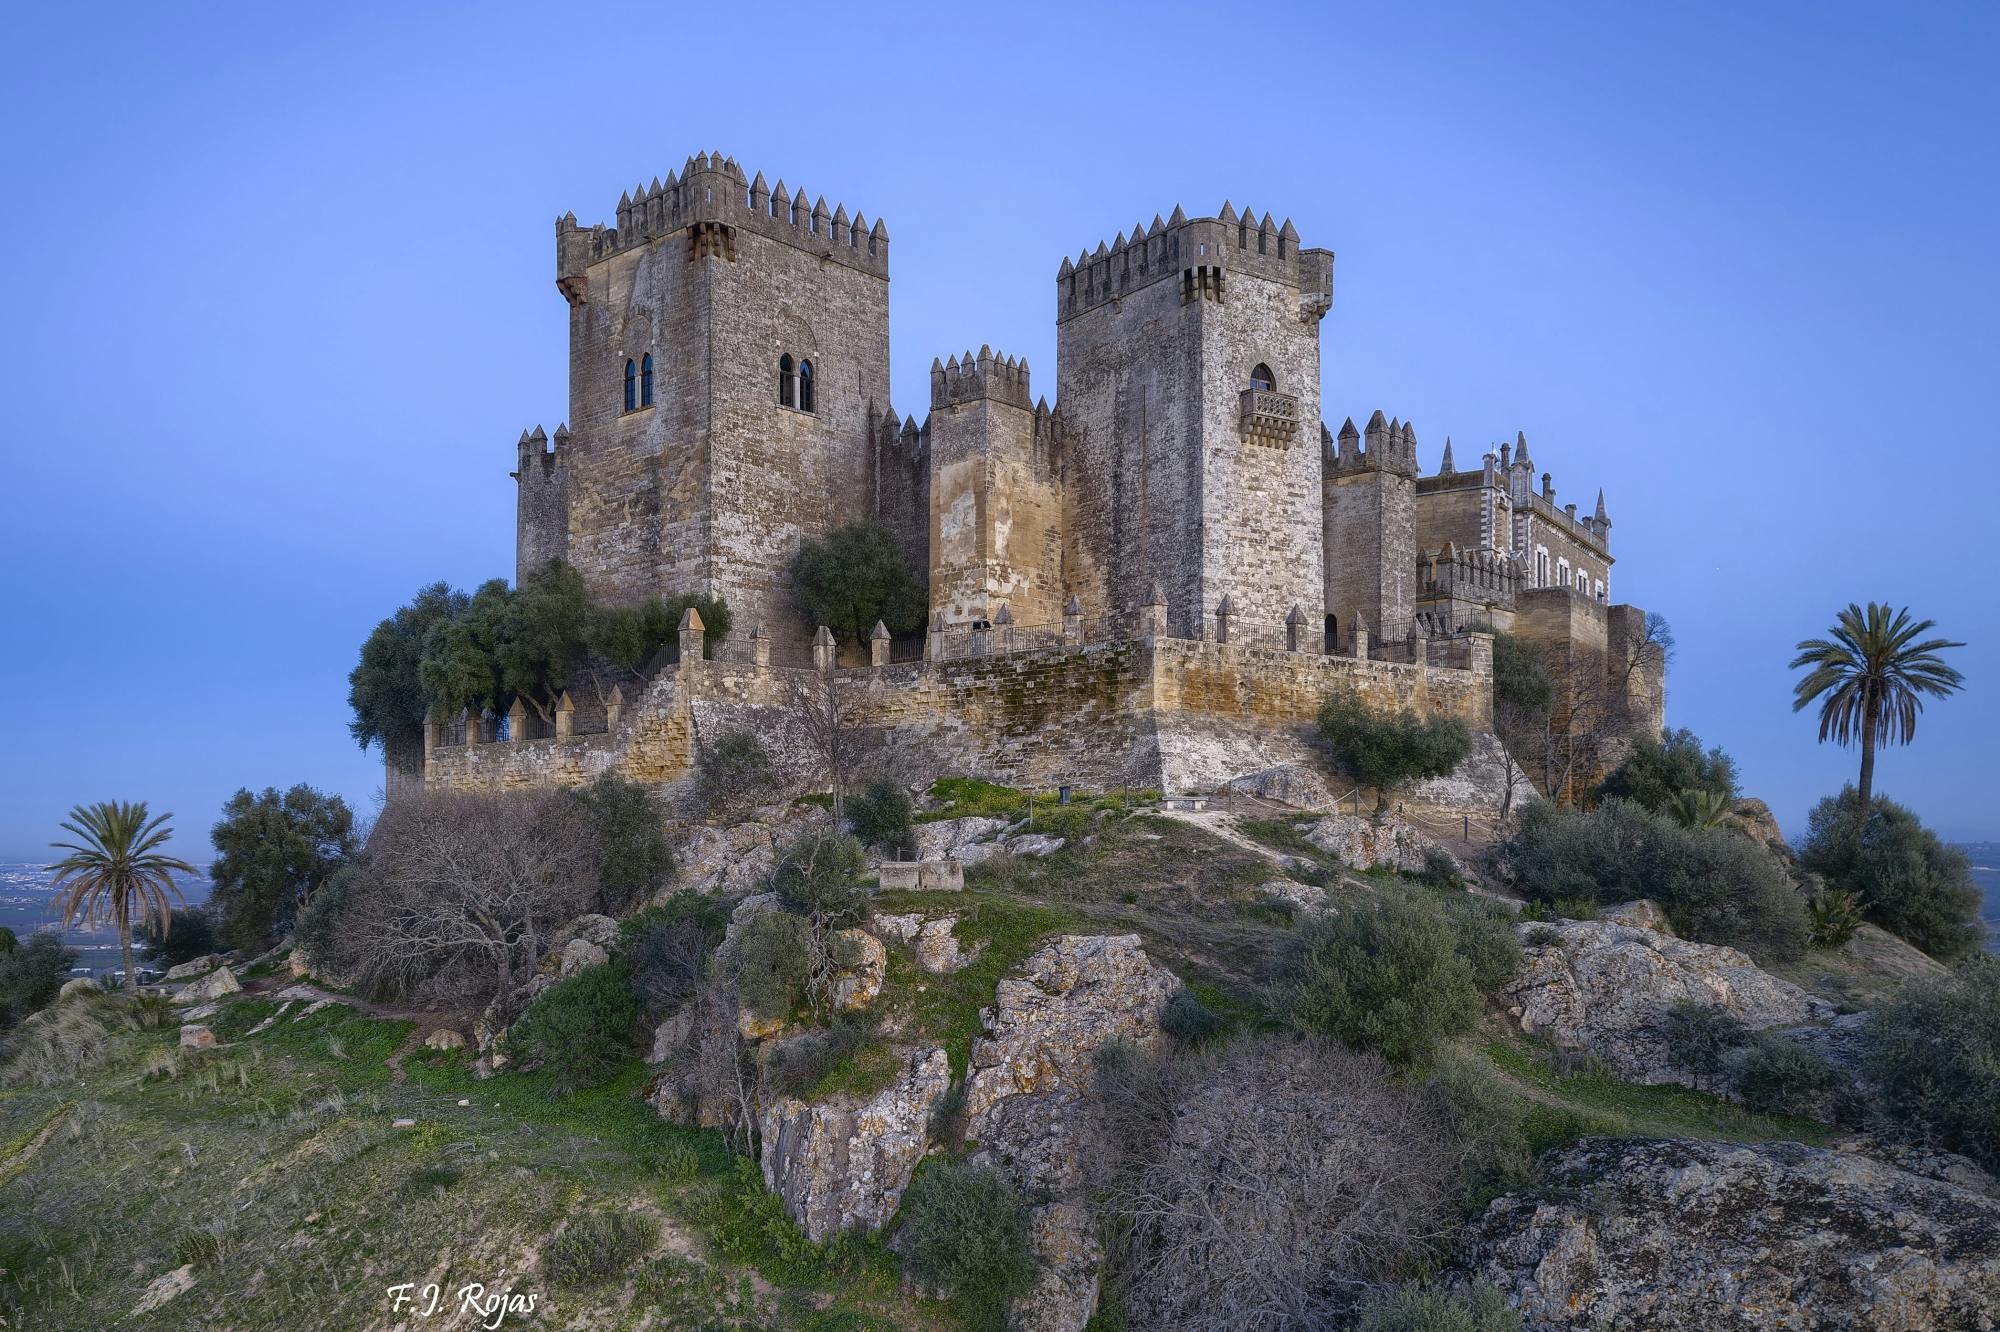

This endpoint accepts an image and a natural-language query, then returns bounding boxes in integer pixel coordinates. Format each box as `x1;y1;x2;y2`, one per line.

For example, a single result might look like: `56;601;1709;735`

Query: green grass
918;778;1027;823
1484;1037;1833;1147
1234;815;1323;860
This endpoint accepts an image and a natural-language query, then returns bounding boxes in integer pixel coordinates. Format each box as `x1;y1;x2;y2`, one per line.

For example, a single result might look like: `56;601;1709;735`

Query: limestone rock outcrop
1506;910;1832;1085
962;934;1177;1332
830;928;886;1010
1468;1137;2000;1331
912;816;1010;861
1221;762;1337;812
174;966;241;1005
758;1046;948;1243
1302;812;1437;874
871;912;979;973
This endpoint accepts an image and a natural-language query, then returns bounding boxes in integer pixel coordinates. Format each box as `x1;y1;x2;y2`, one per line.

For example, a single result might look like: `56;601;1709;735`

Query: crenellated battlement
556;151;889;292
1326;410;1420;479
929;345;1033;411
512;423;565;480
1419;541;1523;600
1056;201;1331;323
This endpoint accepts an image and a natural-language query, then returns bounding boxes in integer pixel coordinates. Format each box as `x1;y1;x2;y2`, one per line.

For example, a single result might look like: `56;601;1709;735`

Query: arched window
778;354;796;408
624;359;637;412
1249;363;1276;392
798;359;815;413
640;354;654;407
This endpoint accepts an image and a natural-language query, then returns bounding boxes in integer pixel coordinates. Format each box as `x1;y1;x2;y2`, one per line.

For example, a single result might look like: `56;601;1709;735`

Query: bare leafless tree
791;669;860;819
1088;1035;1461;1331
308;790;600;1016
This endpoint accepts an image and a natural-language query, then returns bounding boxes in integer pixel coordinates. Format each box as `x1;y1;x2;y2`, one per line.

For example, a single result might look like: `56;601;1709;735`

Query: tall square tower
1055;205;1333;638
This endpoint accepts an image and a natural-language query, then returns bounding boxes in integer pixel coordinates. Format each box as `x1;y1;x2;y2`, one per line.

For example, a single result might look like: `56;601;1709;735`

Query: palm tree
49;801;195;997
1789;603;1965;809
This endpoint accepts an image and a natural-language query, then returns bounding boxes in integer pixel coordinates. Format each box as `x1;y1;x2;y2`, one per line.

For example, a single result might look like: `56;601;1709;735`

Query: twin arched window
778;354;815;412
623;355;655;412
1249;363;1276;392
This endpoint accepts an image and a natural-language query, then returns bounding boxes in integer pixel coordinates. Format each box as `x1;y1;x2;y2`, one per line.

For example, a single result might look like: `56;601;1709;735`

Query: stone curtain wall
422;630;1493;796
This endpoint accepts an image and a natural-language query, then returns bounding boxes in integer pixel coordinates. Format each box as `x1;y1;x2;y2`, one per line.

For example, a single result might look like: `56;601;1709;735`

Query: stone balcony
1239;387;1300;446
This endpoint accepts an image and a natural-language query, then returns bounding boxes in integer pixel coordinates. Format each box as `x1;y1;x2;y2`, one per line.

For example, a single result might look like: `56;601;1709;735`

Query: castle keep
458;151;1661;797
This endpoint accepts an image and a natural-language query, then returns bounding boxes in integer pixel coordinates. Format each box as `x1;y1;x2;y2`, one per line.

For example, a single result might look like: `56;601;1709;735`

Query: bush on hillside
1595;726;1738;815
1798;789;1985;961
0;932;77;1034
570;773;673;915
734;911;811;1023
1279;891;1517;1066
293;789;601;1013
766;1015;876;1099
620;892;729;1018
137;906;218;968
1317;690;1474;813
696;729;777;816
1726;1031;1839;1118
503;961;641;1095
1659;1001;1752;1080
1492;799;1808;963
541;1209;658;1287
847;777;916;857
1864;955;2000;1173
1806;884;1866;950
1355;1283;1524;1332
1161;988;1226;1045
1089;1034;1463;1328
898;1162;1035;1332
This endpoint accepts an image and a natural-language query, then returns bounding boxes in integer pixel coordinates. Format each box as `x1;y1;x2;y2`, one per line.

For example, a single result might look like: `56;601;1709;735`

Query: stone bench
877;858;965;892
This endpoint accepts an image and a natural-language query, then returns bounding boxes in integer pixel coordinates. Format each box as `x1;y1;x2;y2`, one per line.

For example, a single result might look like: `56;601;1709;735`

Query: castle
422;152;1660;799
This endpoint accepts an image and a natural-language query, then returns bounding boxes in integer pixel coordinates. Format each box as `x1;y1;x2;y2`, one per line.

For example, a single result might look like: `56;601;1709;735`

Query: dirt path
239;973;463;1084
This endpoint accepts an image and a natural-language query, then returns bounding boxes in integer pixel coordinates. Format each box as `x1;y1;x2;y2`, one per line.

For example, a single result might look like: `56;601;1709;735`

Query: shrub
786;520;928;649
1727;1032;1838;1117
898;1162;1035;1331
696;730;777;816
1415;847;1465;890
1160;988;1225;1045
1806;885;1866;950
771;830;870;926
503;962;641;1095
1798;789;1984;961
571;773;673;915
1595;726;1738;815
1317;690;1473;813
1355;1283;1524;1332
1426;1048;1534;1210
1280;893;1497;1065
847;778;916;856
767;1016;876;1099
621;892;729;1018
1659;1001;1750;1079
0;932;78;1033
137;906;218;968
541;1209;658;1287
1437;895;1524;994
735;911;810;1022
1492;799;1808;963
1090;1035;1462;1328
1864;955;2000;1172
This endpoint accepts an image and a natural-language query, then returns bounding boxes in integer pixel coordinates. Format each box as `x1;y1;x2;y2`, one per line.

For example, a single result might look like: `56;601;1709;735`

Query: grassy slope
0;806;1842;1330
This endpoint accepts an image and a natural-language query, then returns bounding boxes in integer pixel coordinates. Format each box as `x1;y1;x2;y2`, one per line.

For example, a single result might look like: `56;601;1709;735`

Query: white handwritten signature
387;1281;539;1329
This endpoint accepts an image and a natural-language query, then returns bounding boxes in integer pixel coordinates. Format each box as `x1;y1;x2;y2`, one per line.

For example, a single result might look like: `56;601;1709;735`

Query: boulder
1221;762;1337;813
558;937;609;978
58;976;103;999
1506;914;1833;1086
423;1028;466;1052
757;1046;949;1242
179;1025;216;1050
1467;1137;2000;1331
174;966;241;1005
1732;797;1791;860
677;819;784;897
830;928;886;1010
1302;813;1436;874
912;816;1010;861
165;955;223;982
962;934;1177;1331
1600;898;1674;933
648;1008;695;1064
872;912;979;974
1254;878;1328;915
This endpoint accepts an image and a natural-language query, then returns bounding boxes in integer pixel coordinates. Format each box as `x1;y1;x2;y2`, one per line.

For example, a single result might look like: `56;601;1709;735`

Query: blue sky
2;1;1994;859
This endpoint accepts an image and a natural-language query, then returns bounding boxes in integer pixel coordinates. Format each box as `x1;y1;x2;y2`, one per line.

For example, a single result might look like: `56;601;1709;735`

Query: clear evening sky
3;2;1994;859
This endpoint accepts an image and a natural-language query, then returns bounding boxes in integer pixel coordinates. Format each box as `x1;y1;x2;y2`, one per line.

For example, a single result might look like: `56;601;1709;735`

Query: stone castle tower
514;153;908;645
1055;207;1334;638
